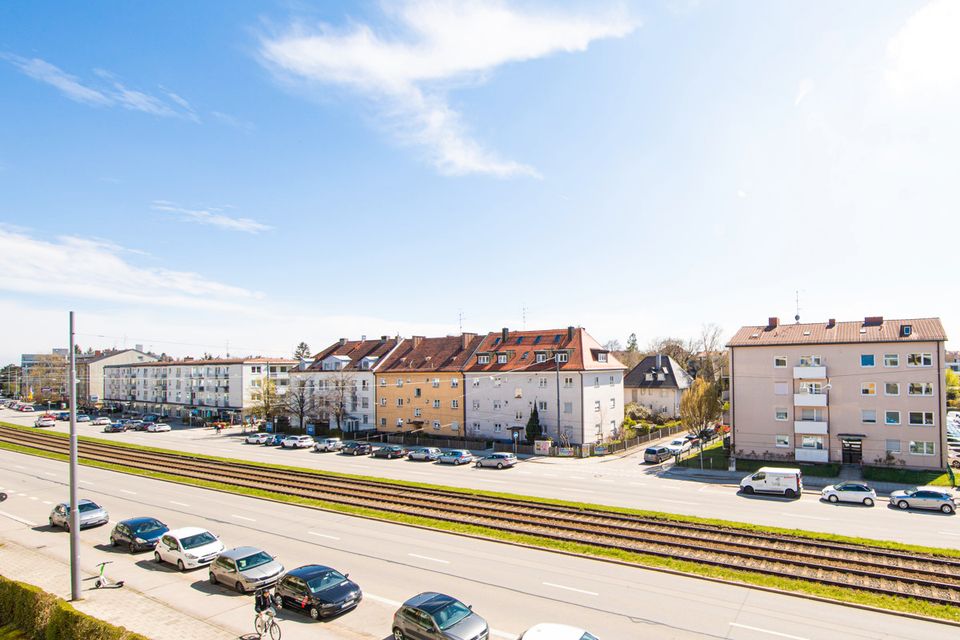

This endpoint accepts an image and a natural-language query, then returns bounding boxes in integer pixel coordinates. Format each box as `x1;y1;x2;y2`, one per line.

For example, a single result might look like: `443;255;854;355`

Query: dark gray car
209;546;285;593
393;592;488;640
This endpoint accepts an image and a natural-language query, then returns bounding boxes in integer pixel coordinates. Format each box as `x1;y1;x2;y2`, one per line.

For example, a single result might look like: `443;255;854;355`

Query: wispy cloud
151;200;272;234
0;225;260;310
886;0;960;98
794;78;815;106
260;1;637;177
2;54;198;121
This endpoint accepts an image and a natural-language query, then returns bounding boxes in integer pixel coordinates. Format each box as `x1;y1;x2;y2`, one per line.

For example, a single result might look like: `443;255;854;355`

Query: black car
103;422;127;433
110;516;169;552
273;564;362;620
371;445;407;459
342;441;373;456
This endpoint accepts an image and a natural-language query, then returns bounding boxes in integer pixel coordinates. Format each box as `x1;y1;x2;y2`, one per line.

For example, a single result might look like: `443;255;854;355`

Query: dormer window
597;352;608;363
497;354;508;364
556;352;568;363
478;355;490;364
536;353;546;363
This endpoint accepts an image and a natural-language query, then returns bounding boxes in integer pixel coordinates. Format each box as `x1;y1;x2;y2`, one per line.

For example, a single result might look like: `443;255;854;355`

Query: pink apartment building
728;316;948;470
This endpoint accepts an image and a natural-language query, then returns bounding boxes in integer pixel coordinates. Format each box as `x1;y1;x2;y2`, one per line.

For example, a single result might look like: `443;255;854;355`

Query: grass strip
3;420;960;560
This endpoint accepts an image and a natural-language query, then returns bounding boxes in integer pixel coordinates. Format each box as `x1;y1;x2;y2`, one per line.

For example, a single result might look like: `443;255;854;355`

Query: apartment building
463;327;626;445
623;354;692;418
104;357;296;421
948;351;960;374
290;336;402;432
76;349;156;404
728;316;948;469
20;349;69;402
374;334;484;435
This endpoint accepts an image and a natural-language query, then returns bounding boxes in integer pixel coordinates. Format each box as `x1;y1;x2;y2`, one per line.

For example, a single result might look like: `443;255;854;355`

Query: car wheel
273;595;283;609
235;581;245;594
953;460;960;469
353;450;359;456
897;500;910;510
154;551;163;563
110;536;118;546
128;542;137;553
941;504;955;514
863;497;874;507
497;462;504;469
209;571;218;585
742;486;754;495
827;494;839;503
393;628;406;640
309;606;321;620
784;489;796;499
177;559;186;572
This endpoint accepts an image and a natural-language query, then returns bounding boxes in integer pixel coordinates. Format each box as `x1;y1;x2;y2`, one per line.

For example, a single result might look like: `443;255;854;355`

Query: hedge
0;575;148;640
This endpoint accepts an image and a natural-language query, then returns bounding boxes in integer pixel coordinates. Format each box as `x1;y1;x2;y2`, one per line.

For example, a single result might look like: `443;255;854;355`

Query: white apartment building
104;357;296;421
463;327;626;445
290;336;402;432
77;349;156;404
728;316;948;469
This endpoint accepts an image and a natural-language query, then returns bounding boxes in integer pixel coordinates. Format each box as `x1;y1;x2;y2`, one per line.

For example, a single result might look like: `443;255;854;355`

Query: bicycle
94;561;124;589
253;607;280;639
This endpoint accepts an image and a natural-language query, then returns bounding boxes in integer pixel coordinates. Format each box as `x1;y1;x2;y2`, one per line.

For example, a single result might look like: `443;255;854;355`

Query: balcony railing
794;420;828;435
794;393;827;407
795;448;828;463
793;366;826;379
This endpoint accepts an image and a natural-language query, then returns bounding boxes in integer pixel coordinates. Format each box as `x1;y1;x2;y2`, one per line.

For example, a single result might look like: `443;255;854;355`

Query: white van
739;467;802;498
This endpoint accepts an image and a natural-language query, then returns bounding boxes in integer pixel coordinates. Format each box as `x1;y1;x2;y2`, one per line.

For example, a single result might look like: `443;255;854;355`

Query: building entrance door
841;439;863;464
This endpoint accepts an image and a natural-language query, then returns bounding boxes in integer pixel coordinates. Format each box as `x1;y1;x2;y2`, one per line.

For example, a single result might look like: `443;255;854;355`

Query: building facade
463;327;626;445
728;316;948;469
623;354;692;418
76;349;156;405
104;357;296;421
20;349;69;403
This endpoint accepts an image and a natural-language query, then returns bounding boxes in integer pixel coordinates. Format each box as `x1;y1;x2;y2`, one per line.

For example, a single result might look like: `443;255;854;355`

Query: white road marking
42;501;52;505
517;471;533;475
231;514;256;522
729;622;809;640
29;496;38;501
660;499;695;505
308;531;340;540
364;593;402;607
120;489;137;495
542;581;598;596
78;480;94;485
0;510;37;527
937;531;960;537
17;493;27;496
475;478;505;484
14;465;25;469
44;472;57;476
169;501;190;507
778;513;829;521
557;487;593;493
408;553;450;564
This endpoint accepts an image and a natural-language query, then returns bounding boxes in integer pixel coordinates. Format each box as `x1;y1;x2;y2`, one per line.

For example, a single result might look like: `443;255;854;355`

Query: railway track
2;423;959;608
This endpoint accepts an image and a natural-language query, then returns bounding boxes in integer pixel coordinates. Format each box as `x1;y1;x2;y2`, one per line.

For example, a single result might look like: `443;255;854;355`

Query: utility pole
68;312;81;601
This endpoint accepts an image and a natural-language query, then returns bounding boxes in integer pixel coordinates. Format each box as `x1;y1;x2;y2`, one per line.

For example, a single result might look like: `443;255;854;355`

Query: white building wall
290;369;377;432
581;370;625;443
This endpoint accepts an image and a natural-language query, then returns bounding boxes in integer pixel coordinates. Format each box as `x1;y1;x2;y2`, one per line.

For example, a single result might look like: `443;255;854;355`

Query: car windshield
135;520;165;534
77;502;101;513
432;600;472;630
180;532;217;549
580;634;599;640
306;570;347;592
237;551;273;570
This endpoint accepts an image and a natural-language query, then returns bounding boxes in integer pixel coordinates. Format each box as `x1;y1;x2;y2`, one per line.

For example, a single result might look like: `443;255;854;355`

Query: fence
591;423;687;455
385;433;490;450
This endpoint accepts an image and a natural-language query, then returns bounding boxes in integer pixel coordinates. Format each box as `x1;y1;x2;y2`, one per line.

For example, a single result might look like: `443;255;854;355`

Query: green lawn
678;442;840;477
862;466;953;487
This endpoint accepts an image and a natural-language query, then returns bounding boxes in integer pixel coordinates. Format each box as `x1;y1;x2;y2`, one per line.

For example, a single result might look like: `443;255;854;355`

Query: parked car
281;435;315;449
438;450;475;465
34;416;56;428
56;412;70;421
342;441;373;456
245;432;270;444
18;404;35;412
393;592;488;640
48;499;109;530
371;444;408;459
154;527;224;571
820;482;876;506
127;420;145;431
313;437;343;452
146;422;171;433
209;546;284;593
76;415;91;422
664;438;692;455
739;467;803;498
519;623;599;640
475;452;517;469
92;417;112;426
140;422;158;431
273;564;362;620
643;446;672;464
143;414;159;423
889;487;956;514
264;433;286;446
110;517;169;552
683;433;701;447
407;447;442;461
103;422;127;433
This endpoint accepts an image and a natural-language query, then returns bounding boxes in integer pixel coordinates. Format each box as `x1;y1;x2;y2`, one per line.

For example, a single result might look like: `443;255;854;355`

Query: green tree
947;368;959;389
525;406;543;444
680;377;722;469
626;333;638;353
294;342;312;360
250;378;281;427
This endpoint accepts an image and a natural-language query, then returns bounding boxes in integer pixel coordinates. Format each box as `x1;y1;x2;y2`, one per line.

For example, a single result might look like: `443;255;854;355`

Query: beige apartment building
728;316;948;470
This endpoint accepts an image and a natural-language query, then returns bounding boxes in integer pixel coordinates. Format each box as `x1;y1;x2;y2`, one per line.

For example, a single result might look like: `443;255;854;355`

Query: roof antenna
522;305;527;331
795;290;801;324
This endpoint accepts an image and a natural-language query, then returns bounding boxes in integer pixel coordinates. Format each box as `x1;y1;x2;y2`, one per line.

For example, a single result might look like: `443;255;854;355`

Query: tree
603;339;623;352
525;405;542;444
250;378;281;426
285;378;318;434
645;337;696;370
293;342;312;360
680;377;722;469
626;333;639;353
0;364;21;397
318;369;356;431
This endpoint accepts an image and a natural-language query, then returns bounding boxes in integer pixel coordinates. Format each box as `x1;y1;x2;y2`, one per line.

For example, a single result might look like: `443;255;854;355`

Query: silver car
314;437;343;452
49;498;109;531
393;592;488;640
209;546;285;593
475;452;517;469
438;450;475;465
889;487;956;514
408;447;442;461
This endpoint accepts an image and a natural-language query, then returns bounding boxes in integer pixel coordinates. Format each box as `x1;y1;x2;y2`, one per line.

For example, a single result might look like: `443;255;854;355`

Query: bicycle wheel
254;615;267;636
268;620;281;640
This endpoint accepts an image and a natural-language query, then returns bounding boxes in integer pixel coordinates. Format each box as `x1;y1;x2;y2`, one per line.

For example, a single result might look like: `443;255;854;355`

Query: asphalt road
0;447;957;640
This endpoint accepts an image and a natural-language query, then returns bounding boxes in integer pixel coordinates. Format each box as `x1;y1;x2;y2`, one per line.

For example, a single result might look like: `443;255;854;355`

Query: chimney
501;327;509;343
864;316;884;326
95;350;102;356
135;344;143;352
827;318;836;328
361;335;366;342
461;332;476;350
567;326;575;340
656;354;662;369
381;335;388;342
412;336;424;348
767;317;779;329
338;338;347;346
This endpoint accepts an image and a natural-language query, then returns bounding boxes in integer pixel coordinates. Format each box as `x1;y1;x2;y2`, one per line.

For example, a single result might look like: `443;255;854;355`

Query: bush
624;403;652;422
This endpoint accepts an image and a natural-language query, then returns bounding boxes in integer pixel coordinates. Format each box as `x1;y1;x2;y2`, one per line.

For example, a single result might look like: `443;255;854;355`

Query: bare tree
645;337;696;368
250;378;281;426
318;369;357;431
680;378;723;469
285;378;318;434
695;323;726;382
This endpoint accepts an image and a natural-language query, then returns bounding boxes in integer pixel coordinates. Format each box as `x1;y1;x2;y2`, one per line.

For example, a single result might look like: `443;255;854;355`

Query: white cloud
150;201;272;234
0;226;260;311
794;78;815;106
1;54;111;106
886;0;960;98
260;1;637;177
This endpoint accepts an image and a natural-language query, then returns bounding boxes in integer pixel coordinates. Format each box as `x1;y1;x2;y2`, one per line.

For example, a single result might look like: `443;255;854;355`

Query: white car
154;527;224;571
146;422;171;432
664;438;692;455
313;437;343;452
34;417;56;428
519;624;599;640
820;482;876;506
281;435;314;449
92;417;112;426
245;432;270;444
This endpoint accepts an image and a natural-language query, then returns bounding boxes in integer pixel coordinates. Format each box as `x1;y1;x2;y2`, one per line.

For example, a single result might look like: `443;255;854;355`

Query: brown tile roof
727;317;946;347
104;357;297;368
377;334;485;372
463;327;625;372
302;337;400;372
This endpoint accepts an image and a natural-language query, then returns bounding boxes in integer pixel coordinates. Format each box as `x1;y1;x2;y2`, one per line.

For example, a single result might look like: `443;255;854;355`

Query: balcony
795;448;829;463
793;366;826;379
794;393;827;407
794;421;828;435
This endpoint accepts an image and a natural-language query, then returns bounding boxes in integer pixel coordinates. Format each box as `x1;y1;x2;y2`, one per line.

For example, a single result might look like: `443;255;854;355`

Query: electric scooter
94;561;124;589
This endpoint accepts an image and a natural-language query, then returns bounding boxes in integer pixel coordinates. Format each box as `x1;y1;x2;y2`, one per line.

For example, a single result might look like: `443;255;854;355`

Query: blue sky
1;1;958;364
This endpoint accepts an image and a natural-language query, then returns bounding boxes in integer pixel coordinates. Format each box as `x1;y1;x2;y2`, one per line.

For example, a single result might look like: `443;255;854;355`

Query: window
594;376;600;388
493;377;502;387
472;378;480;387
538;401;548;411
800;435;824;449
885;439;901;454
774;408;788;421
432;421;441;431
908;411;934;426
414;388;421;398
564;377;573;388
860;382;876;396
883;354;899;367
380;397;386;406
361;397;369;409
597;352;608;363
535;353;546;364
451;399;458;409
414;408;421;417
799;355;822;366
472;401;480;411
884;410;900;425
432;400;440;409
860;354;875;367
380;417;386;427
909;441;935;455
538;377;547;388
594;400;601;412
861;409;877;424
556;353;568;363
775;435;790;448
774;356;787;368
515;410;523;420
451;421;459;431
514;387;523;398
451;378;458;388
497;354;508;364
494;423;503;433
907;353;933;367
800;408;823;421
799;381;821;394
396;398;403;407
908;382;933;396
380;378;387;387
478;355;490;364
396;378;403;387
609;375;615;386
774;382;790;395
884;382;900;396
609;398;616;408
493;400;502;410
432;378;440;388
563;402;573;414
472;423;481;432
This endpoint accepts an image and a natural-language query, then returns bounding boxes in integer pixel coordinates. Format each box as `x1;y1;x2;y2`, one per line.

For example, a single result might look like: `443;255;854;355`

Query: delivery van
739;467;802;498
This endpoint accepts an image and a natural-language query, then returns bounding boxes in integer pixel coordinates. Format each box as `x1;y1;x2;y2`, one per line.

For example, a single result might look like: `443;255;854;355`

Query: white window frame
907;353;933;368
907;382;934;396
883;354;899;367
860;354;875;368
860;382;877;396
414;408;422;417
908;411;935;426
432;421;441;431
432;399;440;409
538;401;548;411
774;356;787;368
535;353;546;363
799;355;822;366
594;400;601;412
908;441;935;455
775;435;790;448
884;382;900;396
478;355;490;365
497;354;508;364
451;399;459;408
774;408;789;421
597;352;608;363
885;439;901;454
556;352;568;363
861;409;877;424
884;410;900;426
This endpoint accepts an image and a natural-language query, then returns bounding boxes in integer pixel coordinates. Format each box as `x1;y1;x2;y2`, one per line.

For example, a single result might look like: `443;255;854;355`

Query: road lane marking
169;501;190;507
44;472;57;476
660;499;695;505
408;553;450;564
475;478;505;484
364;593;402;607
231;514;256;522
42;501;52;505
120;490;137;495
29;496;38;501
557;487;593;493
78;480;94;485
517;471;533;475
308;531;341;540
778;513;829;521
937;531;960;537
729;623;808;640
0;510;37;527
542;582;598;596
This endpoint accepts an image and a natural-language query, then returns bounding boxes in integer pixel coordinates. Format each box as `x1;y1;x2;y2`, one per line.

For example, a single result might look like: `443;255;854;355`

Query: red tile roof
464;327;625;372
377;334;485;372
727;317;946;347
303;337;400;372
